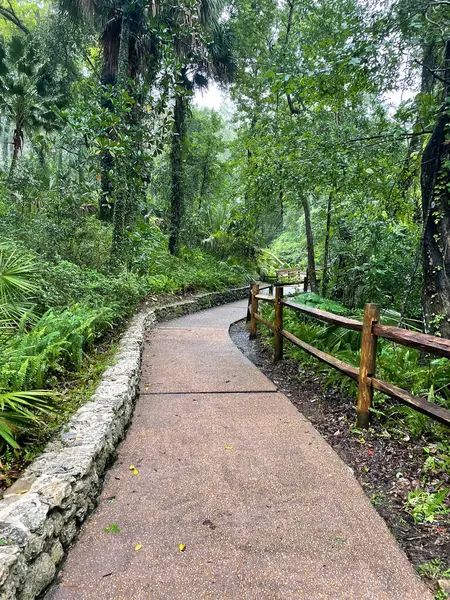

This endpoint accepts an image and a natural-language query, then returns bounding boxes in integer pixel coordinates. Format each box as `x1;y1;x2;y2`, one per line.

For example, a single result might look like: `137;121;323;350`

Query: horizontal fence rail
373;324;450;359
282;299;363;332
247;283;450;429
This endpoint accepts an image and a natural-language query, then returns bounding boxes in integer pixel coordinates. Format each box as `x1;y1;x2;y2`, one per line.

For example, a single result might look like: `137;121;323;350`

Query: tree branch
342;130;433;144
286;93;300;115
413;58;447;84
0;3;29;34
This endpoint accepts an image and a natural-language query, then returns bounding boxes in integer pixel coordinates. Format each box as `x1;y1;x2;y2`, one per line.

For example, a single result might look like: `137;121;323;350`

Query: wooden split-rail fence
264;267;322;292
248;283;450;429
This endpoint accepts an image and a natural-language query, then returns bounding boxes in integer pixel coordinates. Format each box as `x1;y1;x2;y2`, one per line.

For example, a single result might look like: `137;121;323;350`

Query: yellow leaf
179;543;186;552
129;465;135;470
19;489;29;495
133;468;139;476
224;445;232;450
134;544;142;551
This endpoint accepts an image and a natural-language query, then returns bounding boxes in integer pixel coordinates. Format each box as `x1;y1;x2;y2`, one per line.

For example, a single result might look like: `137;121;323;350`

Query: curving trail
48;300;431;600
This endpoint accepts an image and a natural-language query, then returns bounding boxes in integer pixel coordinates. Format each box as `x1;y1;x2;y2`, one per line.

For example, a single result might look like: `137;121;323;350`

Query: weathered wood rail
264;267;323;292
248;283;450;428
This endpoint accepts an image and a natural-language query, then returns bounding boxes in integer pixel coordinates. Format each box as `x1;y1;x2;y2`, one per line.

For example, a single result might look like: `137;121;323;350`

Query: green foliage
418;559;450;581
0;304;112;389
406;488;450;524
0;242;38;332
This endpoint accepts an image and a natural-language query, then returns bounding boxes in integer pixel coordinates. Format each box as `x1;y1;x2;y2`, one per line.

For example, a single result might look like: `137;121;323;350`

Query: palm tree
59;0;159;220
0;242;37;333
166;12;236;255
0;36;60;176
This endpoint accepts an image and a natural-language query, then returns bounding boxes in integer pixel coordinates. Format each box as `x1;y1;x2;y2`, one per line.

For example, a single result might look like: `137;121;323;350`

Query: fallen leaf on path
133;468;139;475
367;449;374;456
179;544;186;552
134;544;143;551
224;446;232;450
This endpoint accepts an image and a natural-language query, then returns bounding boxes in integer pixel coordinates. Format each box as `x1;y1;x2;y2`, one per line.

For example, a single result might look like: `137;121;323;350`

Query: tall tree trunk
421;40;450;337
279;182;284;233
197;162;208;210
2;117;9;167
9;125;22;177
322;191;333;297
99;10;121;222
169;90;186;256
301;196;318;293
109;13;130;269
400;43;436;199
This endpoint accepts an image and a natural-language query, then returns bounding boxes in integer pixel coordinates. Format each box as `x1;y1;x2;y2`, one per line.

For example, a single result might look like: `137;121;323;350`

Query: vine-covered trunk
169;91;186;256
109;13;130;269
10;125;23;176
421;40;450;338
99;11;121;222
301;196;318;293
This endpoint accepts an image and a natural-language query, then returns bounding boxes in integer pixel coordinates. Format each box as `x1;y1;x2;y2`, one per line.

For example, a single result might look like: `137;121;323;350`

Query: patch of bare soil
230;319;450;592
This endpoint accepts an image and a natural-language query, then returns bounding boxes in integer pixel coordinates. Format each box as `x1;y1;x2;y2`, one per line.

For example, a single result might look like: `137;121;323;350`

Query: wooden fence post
249;283;259;339
303;272;309;292
274;286;283;361
357;303;380;428
246;284;252;323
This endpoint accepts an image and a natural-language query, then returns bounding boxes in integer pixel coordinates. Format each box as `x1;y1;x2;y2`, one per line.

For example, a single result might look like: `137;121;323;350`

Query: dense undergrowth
0;231;252;465
260;293;450;535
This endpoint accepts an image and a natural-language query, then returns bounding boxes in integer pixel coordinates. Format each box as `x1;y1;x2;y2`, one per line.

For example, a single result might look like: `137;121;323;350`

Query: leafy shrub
0;305;113;391
406;488;450;524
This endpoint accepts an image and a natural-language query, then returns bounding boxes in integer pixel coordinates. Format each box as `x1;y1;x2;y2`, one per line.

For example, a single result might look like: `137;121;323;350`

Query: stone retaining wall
0;287;248;599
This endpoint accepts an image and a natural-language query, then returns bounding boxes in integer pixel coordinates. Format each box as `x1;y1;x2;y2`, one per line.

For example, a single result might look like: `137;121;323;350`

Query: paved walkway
49;300;431;600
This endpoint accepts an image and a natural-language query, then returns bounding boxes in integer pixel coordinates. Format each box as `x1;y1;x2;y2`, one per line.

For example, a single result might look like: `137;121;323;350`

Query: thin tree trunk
99;10;121;222
279;182;284;232
2;118;9;167
169;89;186;256
301;196;318;293
9;126;22;177
109;13;130;269
322;191;332;297
197;162;208;210
421;39;450;337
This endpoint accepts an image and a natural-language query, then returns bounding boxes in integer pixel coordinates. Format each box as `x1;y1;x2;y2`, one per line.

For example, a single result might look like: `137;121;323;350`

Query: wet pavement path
48;300;431;599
